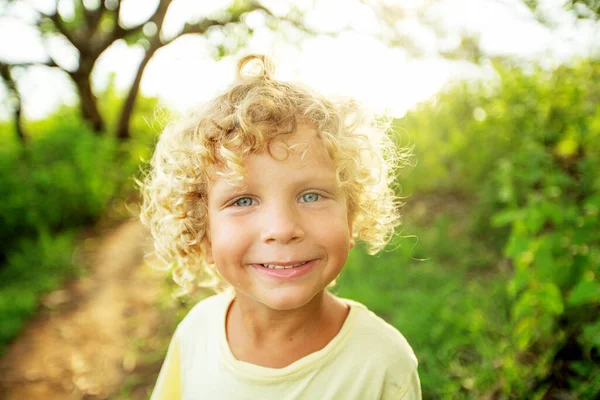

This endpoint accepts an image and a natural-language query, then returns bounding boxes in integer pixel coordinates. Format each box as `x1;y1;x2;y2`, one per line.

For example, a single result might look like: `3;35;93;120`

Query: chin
255;288;324;312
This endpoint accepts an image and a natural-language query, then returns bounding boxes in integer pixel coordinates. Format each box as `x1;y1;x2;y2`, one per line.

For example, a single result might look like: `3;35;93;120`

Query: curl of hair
139;54;412;296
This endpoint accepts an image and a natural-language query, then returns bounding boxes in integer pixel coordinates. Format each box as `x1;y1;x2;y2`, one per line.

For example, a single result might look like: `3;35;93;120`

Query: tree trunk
13;98;26;145
116;48;158;140
73;72;105;133
0;65;27;145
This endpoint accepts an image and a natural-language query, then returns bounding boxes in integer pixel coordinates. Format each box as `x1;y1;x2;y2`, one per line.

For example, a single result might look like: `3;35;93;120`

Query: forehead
267;123;331;164
209;123;335;183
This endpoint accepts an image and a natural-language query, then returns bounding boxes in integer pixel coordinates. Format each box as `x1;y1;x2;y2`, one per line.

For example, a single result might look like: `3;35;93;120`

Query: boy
141;54;421;399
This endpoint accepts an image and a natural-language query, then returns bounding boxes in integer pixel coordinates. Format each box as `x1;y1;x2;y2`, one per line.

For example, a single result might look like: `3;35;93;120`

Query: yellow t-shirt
150;292;421;399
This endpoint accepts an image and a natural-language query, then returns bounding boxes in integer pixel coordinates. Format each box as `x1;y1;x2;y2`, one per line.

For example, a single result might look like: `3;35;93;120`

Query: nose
261;202;305;244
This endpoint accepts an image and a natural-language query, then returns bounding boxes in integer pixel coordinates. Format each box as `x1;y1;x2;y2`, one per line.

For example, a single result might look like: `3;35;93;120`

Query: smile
250;259;317;279
260;261;309;269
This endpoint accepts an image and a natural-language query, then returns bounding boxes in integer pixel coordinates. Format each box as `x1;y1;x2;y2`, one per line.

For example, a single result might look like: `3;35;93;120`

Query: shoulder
344;299;421;398
171;290;232;370
176;290;232;337
347;299;417;366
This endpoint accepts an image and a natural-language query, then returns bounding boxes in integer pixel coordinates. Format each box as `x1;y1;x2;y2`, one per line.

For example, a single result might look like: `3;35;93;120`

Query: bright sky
0;0;598;120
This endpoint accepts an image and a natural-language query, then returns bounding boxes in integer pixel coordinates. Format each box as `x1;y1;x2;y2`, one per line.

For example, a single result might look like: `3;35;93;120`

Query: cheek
313;211;352;246
209;217;253;260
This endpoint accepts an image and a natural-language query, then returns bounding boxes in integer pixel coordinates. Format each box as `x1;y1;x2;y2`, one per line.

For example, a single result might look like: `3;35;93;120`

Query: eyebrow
210;174;339;200
250;167;339;188
208;180;247;201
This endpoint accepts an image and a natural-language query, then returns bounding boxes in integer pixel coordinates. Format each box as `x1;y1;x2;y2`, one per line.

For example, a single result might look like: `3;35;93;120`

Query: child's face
202;124;354;311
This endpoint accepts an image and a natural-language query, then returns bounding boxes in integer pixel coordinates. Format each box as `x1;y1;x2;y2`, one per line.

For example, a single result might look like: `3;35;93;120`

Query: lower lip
250;259;317;280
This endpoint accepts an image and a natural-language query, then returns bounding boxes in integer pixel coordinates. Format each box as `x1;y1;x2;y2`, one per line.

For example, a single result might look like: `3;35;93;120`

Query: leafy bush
488;62;600;397
336;215;509;399
397;59;600;398
0;230;78;355
0;112;119;258
0;95;161;355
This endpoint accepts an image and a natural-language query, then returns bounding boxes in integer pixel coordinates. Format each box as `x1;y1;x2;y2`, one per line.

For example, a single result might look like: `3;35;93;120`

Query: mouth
250;259;317;279
257;261;310;270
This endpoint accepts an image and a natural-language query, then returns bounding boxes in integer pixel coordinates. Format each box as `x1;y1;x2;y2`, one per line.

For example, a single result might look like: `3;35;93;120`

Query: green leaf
524;206;545;234
514;315;536;351
567;280;600;306
554;136;579;158
491;209;525;227
538;283;564;316
539;201;563;226
505;232;530;258
581;320;600;351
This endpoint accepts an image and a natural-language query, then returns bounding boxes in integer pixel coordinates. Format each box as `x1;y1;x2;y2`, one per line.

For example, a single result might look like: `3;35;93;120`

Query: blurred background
0;0;599;399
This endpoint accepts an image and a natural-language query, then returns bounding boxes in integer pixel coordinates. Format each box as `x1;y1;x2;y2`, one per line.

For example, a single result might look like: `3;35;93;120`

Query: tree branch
80;0;94;27
109;0;124;37
161;19;221;46
113;0;173;39
101;0;171;52
256;4;340;38
37;5;82;51
86;5;105;37
0;59;60;69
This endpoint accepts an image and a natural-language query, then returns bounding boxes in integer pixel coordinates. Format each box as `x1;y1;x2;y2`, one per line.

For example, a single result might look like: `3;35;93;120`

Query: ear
201;234;214;264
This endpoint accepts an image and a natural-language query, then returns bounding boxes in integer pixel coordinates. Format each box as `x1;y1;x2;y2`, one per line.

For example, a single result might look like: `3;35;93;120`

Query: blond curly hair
139;54;412;295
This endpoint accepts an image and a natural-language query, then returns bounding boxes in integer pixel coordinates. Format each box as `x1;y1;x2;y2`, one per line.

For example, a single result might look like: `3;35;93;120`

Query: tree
2;0;525;141
360;0;486;61
112;1;272;139
0;63;26;144
526;0;600;22
6;0;590;141
0;0;294;139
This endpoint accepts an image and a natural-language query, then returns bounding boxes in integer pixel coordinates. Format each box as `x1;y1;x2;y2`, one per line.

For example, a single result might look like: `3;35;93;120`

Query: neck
229;290;335;345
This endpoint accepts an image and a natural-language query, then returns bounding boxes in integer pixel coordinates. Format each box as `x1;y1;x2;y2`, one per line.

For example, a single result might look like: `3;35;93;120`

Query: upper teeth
263;262;307;269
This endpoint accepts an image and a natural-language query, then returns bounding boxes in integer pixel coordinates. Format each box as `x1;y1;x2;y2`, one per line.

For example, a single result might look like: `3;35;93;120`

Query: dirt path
0;219;165;400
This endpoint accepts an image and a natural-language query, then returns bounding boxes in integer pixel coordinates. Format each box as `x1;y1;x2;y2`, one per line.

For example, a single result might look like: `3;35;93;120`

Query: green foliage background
1;59;599;399
0;92;161;355
335;59;600;398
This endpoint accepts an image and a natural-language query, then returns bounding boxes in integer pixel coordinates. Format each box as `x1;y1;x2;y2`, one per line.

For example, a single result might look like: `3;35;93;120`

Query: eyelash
299;192;322;203
229;192;324;207
231;197;256;207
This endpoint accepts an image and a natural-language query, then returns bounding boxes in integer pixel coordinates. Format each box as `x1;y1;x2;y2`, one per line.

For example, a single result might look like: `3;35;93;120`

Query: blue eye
233;197;255;207
300;193;321;203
